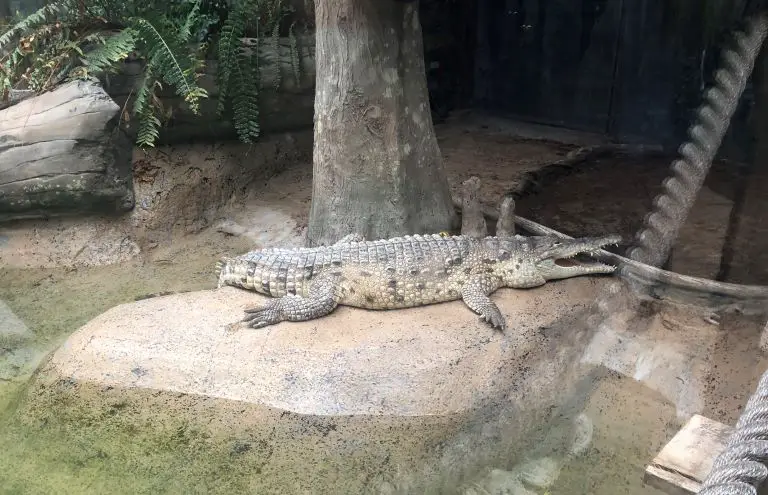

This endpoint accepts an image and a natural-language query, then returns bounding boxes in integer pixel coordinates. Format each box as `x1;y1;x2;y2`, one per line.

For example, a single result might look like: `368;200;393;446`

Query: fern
0;1;75;51
178;0;202;44
216;0;303;143
131;16;207;111
121;3;207;147
2;0;307;147
136;107;162;147
216;0;251;115
269;12;281;91
216;0;262;143
75;29;138;78
231;38;260;143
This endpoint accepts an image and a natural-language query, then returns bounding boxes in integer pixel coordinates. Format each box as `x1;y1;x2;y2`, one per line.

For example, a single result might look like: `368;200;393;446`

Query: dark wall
474;0;622;133
470;0;756;160
420;0;478;120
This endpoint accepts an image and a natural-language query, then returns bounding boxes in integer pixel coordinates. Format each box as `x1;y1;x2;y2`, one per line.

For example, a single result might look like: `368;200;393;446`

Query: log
115;90;316;145
496;195;516;237
644;414;733;495
239;34;316;93
760;318;768;355
104;35;316;99
0;80;134;222
0;89;36;111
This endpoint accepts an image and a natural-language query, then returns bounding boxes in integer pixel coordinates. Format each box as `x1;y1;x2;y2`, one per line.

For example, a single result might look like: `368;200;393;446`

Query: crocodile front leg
460;276;507;331
242;273;344;329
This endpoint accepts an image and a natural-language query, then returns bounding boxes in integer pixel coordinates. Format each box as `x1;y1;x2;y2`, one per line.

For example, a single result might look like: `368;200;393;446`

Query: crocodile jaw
535;235;620;281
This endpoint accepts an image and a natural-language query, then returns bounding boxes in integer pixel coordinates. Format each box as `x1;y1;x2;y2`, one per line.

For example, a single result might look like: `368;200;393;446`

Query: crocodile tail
215;256;234;288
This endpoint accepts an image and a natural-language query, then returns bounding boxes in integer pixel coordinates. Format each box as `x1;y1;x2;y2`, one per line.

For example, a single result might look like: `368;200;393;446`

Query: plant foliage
214;0;308;143
0;0;311;147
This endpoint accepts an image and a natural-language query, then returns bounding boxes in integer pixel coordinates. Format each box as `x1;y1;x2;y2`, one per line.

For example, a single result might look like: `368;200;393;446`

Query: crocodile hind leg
460;276;507;331
242;273;344;329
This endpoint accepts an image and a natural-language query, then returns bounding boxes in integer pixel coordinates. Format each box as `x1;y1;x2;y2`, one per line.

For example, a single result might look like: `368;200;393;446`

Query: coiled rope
626;14;768;270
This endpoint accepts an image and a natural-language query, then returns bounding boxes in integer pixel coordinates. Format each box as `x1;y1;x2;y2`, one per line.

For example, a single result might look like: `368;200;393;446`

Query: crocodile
215;233;621;331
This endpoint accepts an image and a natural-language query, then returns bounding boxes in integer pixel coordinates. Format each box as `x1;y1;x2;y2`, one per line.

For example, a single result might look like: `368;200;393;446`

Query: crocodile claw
242;300;283;329
479;307;507;331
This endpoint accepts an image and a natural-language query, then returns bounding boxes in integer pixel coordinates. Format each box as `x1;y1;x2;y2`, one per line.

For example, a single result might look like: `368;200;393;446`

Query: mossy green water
0;373;470;494
0;235;257;493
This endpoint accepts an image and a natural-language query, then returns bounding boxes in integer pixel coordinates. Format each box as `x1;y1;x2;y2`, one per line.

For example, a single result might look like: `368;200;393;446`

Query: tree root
460;177;487;238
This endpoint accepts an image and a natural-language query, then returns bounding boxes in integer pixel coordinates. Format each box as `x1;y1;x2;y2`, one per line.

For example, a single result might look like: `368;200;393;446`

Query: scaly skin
215;233;621;331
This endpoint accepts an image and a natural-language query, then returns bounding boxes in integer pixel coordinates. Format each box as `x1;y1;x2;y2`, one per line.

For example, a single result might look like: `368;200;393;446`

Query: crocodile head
498;234;621;288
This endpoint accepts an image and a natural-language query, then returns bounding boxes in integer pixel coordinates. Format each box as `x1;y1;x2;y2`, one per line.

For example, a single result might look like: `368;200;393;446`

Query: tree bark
307;0;459;246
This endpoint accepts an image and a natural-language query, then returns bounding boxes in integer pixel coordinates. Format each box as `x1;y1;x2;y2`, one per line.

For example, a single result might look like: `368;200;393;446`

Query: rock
128;132;313;242
44;278;607;416
0;346;46;381
462;469;529;495
0;79;134;222
215;218;248;237
29;277;613;492
217;206;306;248
517;457;562;489
0;132;313;269
568;412;594;458
460;411;594;495
0;216;140;268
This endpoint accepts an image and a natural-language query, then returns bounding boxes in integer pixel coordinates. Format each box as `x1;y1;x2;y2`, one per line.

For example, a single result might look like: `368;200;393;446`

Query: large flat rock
47;277;609;417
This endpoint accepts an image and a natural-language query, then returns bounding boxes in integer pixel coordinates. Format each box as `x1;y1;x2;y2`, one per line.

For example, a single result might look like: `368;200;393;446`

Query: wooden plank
644;414;733;495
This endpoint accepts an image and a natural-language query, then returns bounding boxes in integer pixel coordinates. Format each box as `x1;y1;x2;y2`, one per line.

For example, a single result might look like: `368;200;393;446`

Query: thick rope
699;367;768;494
626;14;768;270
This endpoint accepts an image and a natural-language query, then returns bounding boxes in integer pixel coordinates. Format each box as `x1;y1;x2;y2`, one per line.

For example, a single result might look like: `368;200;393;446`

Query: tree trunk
307;0;459;246
719;42;768;284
